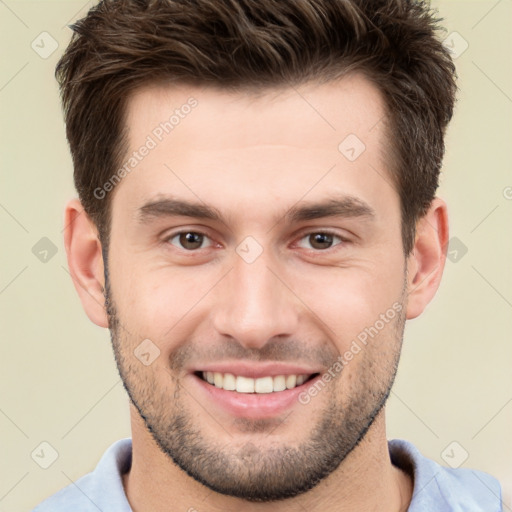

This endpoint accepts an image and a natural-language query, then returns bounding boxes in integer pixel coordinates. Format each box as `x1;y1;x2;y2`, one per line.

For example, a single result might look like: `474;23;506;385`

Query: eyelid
162;227;351;252
294;229;349;251
163;228;216;250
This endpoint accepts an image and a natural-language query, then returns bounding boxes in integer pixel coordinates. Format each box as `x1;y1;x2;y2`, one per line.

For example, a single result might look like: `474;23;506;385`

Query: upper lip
191;362;322;379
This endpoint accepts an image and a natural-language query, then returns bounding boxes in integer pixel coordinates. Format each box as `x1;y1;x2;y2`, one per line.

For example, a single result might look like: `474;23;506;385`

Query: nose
212;249;300;350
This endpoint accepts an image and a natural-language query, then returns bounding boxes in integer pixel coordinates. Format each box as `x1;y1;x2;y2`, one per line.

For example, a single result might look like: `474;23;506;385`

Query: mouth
188;363;324;419
194;371;320;393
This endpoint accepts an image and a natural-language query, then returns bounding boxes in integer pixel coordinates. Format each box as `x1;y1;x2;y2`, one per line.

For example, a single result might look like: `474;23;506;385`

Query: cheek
335;309;404;404
110;262;221;340
108;229;405;351
290;259;405;348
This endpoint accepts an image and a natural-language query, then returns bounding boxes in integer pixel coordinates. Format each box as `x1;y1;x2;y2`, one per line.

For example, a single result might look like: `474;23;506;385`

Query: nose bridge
212;247;298;348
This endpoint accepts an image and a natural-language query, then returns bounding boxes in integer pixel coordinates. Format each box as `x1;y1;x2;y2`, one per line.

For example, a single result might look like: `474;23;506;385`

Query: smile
197;371;319;393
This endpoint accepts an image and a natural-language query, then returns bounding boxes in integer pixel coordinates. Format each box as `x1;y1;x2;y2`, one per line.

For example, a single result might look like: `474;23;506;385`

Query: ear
405;197;449;320
63;198;109;328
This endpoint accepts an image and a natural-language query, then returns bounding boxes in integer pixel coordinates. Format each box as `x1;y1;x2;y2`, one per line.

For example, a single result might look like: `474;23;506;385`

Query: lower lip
189;373;320;419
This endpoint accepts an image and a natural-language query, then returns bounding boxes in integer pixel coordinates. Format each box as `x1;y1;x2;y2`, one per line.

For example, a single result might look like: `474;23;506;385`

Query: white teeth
254;376;273;393
285;374;297;389
273;375;287;392
223;373;236;391
214;372;223;388
201;372;312;393
236;376;255;393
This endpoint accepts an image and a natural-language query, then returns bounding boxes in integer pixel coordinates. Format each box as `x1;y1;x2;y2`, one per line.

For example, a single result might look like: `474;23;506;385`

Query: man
33;0;502;510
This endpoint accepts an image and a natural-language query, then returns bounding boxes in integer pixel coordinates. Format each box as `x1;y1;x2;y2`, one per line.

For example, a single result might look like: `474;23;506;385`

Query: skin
64;74;448;511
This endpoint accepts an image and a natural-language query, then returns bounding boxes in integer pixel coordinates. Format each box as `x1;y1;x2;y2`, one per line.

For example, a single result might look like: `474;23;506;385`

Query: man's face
105;74;408;501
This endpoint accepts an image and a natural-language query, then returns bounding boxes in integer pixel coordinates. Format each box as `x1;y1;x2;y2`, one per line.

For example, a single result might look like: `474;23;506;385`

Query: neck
123;406;412;512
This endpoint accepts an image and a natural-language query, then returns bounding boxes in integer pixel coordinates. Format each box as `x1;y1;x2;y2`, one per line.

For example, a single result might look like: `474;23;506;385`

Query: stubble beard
104;273;407;502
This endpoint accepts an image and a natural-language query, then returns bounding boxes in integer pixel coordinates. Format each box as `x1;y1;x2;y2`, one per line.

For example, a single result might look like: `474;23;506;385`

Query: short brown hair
56;0;457;254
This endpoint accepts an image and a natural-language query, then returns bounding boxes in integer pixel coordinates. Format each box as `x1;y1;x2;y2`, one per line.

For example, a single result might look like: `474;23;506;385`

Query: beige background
1;1;511;510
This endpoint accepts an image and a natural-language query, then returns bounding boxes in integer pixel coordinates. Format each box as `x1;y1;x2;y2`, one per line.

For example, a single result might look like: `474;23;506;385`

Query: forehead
114;74;395;223
125;74;388;151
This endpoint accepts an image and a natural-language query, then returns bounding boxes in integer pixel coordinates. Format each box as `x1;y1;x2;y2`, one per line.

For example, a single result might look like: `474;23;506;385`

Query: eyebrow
136;195;376;226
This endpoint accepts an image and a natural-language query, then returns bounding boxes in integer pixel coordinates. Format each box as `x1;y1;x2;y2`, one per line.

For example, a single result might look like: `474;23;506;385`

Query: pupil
181;232;202;250
311;233;332;250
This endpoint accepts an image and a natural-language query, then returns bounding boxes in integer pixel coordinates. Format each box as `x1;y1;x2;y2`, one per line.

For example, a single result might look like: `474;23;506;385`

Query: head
59;0;456;503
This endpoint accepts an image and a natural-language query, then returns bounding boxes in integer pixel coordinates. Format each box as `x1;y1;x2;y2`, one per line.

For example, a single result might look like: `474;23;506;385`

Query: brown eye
309;233;333;250
297;232;344;251
168;231;211;250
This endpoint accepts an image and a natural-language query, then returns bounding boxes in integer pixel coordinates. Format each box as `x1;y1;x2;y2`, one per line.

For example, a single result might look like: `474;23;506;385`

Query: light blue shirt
33;438;502;511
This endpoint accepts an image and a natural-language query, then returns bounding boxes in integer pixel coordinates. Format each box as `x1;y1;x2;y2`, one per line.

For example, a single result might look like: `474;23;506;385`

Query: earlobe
63;198;109;328
405;197;449;320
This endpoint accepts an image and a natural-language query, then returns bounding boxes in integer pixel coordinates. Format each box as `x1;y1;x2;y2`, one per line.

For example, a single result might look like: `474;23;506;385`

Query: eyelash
163;229;349;252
